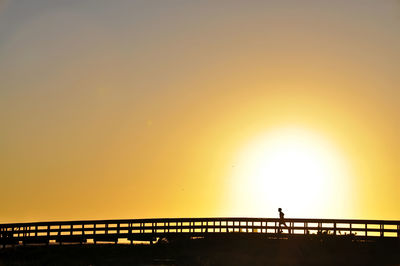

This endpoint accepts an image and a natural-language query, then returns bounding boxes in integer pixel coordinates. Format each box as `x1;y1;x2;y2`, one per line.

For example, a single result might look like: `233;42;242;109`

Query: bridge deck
1;218;399;246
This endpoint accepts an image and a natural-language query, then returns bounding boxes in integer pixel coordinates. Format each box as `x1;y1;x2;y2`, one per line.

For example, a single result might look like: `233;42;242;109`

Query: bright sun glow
230;127;352;218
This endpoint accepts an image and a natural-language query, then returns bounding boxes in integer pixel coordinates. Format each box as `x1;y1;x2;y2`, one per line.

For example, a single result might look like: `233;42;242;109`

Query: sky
0;0;399;223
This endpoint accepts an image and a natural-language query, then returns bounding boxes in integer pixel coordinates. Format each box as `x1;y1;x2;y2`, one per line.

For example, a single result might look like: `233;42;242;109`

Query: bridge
1;217;399;247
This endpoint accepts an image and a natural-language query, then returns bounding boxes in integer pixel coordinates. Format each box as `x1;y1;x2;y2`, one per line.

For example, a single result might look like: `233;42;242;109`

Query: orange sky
0;1;399;223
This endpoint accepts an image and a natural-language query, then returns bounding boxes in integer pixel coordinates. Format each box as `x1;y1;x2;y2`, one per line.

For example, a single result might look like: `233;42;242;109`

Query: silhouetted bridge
1;218;399;247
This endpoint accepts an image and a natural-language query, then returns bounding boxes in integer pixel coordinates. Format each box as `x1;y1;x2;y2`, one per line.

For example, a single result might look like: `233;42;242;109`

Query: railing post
47;225;50;245
397;224;400;239
1;227;5;249
59;225;62;245
305;222;308;235
129;223;133;245
93;223;96;244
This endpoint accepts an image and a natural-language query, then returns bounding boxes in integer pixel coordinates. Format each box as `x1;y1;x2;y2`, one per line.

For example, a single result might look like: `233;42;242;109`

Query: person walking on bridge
278;208;289;233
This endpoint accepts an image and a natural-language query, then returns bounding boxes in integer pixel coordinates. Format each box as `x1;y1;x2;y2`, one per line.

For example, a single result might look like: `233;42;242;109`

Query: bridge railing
1;218;399;245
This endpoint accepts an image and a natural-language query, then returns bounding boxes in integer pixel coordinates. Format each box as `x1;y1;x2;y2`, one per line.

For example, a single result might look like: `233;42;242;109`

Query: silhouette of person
278;208;289;233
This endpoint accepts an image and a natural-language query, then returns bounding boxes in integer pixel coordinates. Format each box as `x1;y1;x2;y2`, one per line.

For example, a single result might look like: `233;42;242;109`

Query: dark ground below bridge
0;236;399;266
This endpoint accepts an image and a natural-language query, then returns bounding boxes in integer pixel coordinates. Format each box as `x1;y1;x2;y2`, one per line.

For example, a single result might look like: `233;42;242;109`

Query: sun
229;127;352;218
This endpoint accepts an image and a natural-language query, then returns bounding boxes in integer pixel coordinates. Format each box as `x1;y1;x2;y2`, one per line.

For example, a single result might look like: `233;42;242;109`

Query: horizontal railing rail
1;218;399;246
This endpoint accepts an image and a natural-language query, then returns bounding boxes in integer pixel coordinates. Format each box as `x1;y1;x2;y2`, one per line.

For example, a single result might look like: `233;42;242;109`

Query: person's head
278;208;282;212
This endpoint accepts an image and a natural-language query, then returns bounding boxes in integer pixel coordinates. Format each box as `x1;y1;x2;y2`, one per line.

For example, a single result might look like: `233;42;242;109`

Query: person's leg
280;222;288;233
284;222;289;233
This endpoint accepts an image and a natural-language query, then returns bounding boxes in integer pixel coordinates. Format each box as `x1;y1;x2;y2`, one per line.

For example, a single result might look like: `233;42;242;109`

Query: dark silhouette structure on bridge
1;217;400;247
278;208;289;233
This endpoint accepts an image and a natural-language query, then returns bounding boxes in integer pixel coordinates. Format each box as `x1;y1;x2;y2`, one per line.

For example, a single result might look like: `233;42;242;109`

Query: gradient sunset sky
0;0;399;223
